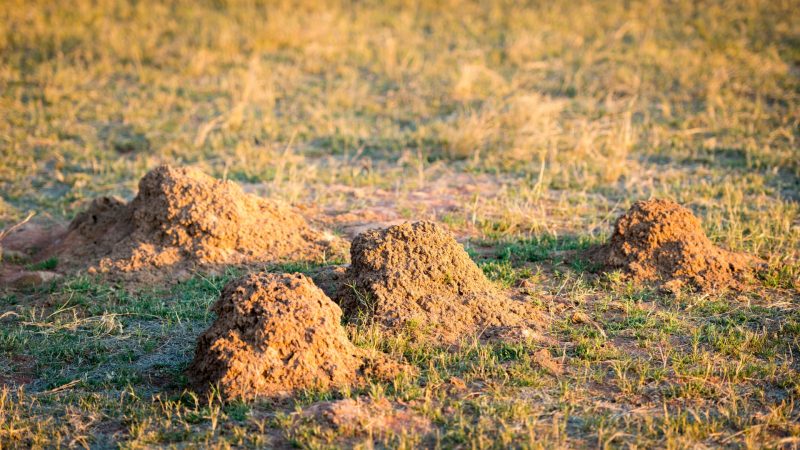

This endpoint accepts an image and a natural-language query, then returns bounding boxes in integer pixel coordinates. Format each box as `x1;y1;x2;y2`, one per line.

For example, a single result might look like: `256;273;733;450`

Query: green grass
1;0;799;447
24;257;57;271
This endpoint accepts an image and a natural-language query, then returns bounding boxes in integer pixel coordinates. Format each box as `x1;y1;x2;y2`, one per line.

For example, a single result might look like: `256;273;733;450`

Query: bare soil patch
335;221;542;344
301;397;433;438
188;272;405;401
588;199;754;292
0;222;65;288
45;165;343;280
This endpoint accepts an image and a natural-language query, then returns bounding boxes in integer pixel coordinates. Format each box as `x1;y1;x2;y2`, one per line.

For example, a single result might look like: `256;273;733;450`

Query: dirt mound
188;272;404;400
50;165;340;278
589;199;752;292
336;221;540;343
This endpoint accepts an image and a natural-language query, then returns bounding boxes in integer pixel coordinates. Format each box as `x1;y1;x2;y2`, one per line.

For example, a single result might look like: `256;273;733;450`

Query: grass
24;257;58;271
0;268;798;447
1;0;799;447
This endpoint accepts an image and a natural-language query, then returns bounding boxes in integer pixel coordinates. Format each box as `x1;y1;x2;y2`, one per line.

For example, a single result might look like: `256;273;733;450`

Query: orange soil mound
337;221;540;343
188;272;404;401
51;165;340;278
590;199;752;292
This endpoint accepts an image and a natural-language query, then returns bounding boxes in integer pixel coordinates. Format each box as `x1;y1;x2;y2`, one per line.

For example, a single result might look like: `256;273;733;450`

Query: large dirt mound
337;221;540;343
189;272;403;400
589;199;752;292
51;165;339;277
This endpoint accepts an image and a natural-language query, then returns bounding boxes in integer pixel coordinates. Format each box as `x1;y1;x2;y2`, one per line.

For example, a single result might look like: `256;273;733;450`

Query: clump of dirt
50;165;341;279
589;199;753;292
336;221;541;344
188;272;405;401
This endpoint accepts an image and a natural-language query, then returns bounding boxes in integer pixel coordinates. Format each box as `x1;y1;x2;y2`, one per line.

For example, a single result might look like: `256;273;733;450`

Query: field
1;0;799;448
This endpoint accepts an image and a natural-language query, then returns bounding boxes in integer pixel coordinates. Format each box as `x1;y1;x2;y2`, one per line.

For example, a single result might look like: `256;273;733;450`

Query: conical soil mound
189;272;404;401
337;221;539;343
51;165;340;278
589;199;752;292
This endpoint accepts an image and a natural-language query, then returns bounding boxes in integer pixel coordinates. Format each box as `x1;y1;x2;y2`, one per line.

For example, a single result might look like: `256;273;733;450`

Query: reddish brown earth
188;272;406;401
0;222;64;288
45;165;343;280
335;221;542;344
589;199;754;292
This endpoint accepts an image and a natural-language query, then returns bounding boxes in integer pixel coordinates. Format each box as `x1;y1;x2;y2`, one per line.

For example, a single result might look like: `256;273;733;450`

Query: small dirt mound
589;199;752;292
189;272;404;400
337;221;540;343
51;165;340;278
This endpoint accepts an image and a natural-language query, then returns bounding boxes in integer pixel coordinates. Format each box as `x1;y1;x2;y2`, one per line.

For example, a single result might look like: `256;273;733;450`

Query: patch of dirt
0;354;36;387
588;199;754;292
0;222;65;288
1;222;63;256
319;209;406;240
533;348;564;376
335;221;543;344
188;272;406;401
305;171;511;239
3;270;61;289
301;397;433;438
46;165;344;280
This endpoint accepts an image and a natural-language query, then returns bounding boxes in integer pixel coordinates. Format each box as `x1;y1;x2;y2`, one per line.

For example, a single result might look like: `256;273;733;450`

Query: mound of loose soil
336;221;540;343
189;272;404;400
589;199;752;292
50;165;340;278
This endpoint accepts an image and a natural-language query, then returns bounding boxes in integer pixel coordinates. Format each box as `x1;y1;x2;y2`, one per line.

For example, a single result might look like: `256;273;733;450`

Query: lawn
0;0;798;448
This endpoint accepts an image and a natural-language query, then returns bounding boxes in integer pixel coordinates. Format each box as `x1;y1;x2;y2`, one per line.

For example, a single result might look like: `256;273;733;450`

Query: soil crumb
49;165;342;279
301;397;433;438
589;199;753;292
336;221;541;344
189;272;405;401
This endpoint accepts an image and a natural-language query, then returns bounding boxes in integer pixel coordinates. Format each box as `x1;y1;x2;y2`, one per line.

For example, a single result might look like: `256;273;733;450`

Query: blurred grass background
1;0;798;258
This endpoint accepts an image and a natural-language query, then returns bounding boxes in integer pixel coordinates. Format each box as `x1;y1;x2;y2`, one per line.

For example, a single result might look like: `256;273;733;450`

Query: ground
1;0;799;448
